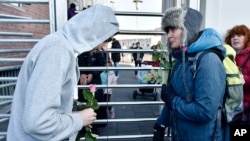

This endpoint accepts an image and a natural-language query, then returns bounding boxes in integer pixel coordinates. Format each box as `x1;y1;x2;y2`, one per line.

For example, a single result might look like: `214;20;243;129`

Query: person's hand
78;108;97;126
80;74;87;85
86;74;93;83
161;84;176;109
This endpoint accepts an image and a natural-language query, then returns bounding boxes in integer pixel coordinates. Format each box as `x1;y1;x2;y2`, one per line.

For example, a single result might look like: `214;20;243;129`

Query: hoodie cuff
72;112;84;131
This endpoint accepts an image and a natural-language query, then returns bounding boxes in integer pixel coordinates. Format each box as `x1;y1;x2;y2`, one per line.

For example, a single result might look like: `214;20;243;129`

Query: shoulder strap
196;49;224;67
189;49;224;79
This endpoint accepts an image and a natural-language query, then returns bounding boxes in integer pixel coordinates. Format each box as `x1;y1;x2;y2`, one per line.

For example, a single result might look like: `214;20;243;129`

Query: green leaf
85;126;92;132
152;49;161;61
75;132;81;141
91;99;99;110
160;59;172;70
83;90;93;102
85;131;96;141
77;104;88;110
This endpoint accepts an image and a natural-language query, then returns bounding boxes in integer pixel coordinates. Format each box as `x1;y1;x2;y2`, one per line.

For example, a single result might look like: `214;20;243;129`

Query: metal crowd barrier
0;1;167;140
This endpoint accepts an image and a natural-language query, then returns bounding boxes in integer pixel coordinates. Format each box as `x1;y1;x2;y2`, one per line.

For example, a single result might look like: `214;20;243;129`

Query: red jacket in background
235;47;250;111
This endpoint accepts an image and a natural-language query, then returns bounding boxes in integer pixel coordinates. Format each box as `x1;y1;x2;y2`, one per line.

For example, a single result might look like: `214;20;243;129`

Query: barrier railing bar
0;81;161;88
78;84;162;88
0;77;18;81
87;101;164;106
120;30;165;35
106;48;168;53
0;65;21;71
0;58;25;62
0;19;49;24
0;118;8;123
94;118;157;123
0;49;30;53
0;100;164;105
0;31;33;36
115;11;163;17
95;134;153;140
0;48;167;53
0;133;155;140
0;0;49;3
0;39;39;43
0;82;16;88
0;100;11;106
0;96;13;100
0;13;31;19
78;66;163;70
0;66;163;71
0;115;159;122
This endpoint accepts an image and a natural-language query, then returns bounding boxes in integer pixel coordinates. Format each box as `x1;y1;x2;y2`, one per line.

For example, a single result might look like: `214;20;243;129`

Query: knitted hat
161;7;203;46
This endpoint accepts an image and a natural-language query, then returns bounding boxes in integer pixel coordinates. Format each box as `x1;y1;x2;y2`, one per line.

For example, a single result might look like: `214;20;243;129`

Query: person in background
7;5;119;141
111;38;122;77
77;44;108;135
82;7;87;10
100;41;111;63
152;7;226;141
224;24;250;124
77;47;107;103
129;43;135;63
68;3;77;20
146;44;150;49
132;41;144;78
121;43;126;62
100;61;117;119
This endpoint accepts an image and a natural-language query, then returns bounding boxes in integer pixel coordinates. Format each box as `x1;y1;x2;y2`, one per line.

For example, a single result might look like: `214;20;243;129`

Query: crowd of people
6;3;250;141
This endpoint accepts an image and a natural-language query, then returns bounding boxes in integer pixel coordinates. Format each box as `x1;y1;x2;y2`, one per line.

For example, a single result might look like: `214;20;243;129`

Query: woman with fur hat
225;25;250;124
153;7;226;141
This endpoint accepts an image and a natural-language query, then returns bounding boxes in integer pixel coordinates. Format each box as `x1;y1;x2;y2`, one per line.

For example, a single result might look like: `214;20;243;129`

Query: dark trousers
134;60;142;75
104;94;112;111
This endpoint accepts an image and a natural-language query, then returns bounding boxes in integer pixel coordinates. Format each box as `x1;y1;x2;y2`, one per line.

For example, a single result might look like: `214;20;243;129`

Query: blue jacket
168;28;226;141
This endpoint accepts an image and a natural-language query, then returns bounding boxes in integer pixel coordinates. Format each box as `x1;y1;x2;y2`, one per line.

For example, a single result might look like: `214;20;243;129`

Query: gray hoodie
7;4;119;141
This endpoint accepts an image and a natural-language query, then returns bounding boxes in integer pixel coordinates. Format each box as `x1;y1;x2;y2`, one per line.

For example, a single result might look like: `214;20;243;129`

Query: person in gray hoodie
152;7;226;141
7;4;119;141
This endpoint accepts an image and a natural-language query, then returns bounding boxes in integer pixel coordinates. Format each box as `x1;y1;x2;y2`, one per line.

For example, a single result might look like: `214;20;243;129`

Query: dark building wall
0;3;50;67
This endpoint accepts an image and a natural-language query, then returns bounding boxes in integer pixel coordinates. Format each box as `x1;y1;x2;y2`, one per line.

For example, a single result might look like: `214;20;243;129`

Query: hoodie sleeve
22;46;83;140
171;53;226;123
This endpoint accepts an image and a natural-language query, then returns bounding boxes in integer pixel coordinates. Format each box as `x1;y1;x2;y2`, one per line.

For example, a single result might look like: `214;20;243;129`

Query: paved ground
96;63;160;141
94;54;171;141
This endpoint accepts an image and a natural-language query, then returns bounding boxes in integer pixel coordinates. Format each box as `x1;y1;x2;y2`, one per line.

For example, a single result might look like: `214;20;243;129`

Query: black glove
161;84;176;109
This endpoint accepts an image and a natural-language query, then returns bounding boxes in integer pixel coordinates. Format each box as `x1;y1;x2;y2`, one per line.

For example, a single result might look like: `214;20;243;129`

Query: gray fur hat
162;7;203;46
